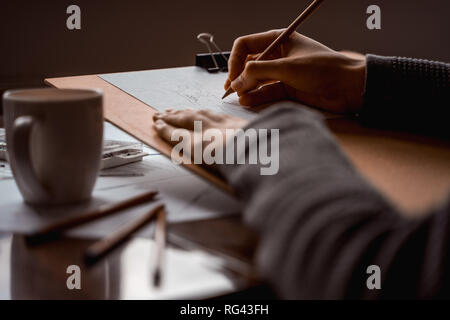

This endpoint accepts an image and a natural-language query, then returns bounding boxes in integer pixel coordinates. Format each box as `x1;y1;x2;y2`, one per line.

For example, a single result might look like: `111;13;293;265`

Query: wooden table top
1;70;449;299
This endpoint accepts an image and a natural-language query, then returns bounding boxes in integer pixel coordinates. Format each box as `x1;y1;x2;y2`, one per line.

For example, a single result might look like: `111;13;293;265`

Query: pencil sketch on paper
100;67;258;120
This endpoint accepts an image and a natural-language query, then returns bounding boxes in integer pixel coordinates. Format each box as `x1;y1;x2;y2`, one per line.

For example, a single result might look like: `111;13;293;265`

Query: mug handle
11;116;49;200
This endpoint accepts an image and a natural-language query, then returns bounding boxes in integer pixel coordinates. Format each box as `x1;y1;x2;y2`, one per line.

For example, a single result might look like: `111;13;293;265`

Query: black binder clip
196;33;230;73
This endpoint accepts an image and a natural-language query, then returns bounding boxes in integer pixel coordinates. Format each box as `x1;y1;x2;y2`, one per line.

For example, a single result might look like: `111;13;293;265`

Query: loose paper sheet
0;123;241;239
101;67;257;120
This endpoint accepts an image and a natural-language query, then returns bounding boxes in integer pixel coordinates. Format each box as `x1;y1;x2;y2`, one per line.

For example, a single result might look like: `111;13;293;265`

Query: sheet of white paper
119;238;236;299
101;66;258;120
100;66;342;122
0;122;241;239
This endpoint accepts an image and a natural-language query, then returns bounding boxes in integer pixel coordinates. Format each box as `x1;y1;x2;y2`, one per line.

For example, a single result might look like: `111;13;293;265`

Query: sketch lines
101;67;257;120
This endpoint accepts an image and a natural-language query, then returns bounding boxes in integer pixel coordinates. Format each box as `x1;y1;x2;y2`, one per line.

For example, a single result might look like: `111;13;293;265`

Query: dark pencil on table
25;190;158;245
222;0;326;99
152;207;167;287
84;204;165;265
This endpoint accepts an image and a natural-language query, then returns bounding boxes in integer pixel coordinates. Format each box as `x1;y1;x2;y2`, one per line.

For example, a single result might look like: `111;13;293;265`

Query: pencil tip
153;269;161;288
222;89;233;99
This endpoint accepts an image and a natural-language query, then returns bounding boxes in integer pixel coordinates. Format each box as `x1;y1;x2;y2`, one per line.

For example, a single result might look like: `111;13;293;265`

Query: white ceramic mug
2;88;103;205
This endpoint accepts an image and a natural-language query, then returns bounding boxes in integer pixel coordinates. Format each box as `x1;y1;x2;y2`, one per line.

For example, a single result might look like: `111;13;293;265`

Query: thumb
230;60;281;94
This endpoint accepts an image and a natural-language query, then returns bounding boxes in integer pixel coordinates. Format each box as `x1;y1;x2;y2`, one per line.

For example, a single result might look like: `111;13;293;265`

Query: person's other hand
224;30;366;114
153;109;248;168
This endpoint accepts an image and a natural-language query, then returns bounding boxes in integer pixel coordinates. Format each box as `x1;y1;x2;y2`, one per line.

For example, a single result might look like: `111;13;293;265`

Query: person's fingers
239;82;288;107
226;30;283;89
153;109;212;130
230;59;282;94
154;119;199;163
224;78;231;91
225;54;261;90
153;119;179;146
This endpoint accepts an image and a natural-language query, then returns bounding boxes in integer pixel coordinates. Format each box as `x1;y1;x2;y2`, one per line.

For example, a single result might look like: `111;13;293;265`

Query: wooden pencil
222;0;326;99
25;190;158;244
84;204;165;264
152;208;167;287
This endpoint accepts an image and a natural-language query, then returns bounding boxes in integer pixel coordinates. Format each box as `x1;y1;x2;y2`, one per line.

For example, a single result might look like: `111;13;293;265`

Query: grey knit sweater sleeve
361;54;449;135
218;56;450;299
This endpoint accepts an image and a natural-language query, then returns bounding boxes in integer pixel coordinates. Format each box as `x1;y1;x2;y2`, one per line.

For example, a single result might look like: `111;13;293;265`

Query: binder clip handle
196;33;229;73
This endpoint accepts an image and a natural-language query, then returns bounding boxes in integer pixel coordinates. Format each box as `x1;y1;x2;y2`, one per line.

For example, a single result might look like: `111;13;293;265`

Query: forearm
361;54;450;135
219;106;450;299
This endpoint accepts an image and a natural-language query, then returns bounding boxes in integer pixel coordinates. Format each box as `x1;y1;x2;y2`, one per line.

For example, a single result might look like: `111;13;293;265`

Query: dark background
1;0;449;111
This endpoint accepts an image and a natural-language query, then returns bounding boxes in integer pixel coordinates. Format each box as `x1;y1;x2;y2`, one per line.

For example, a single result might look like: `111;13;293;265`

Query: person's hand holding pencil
224;30;366;114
